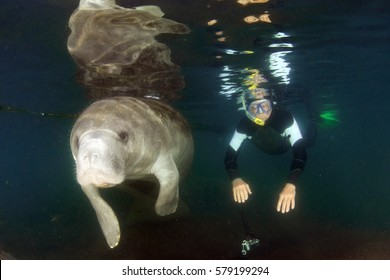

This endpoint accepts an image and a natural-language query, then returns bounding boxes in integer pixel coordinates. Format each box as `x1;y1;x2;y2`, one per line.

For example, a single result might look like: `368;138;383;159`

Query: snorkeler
224;88;307;213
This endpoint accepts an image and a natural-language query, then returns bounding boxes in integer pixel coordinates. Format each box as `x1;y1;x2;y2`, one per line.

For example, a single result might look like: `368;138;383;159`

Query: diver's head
245;98;272;125
241;85;273;125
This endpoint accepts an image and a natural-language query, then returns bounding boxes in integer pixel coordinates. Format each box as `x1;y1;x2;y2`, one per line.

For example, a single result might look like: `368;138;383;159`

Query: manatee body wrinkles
70;96;194;248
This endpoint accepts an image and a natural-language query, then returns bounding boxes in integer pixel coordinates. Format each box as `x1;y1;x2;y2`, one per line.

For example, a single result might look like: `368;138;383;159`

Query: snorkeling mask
243;97;272;126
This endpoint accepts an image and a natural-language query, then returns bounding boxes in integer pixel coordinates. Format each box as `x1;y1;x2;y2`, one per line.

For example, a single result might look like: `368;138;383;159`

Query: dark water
1;0;390;259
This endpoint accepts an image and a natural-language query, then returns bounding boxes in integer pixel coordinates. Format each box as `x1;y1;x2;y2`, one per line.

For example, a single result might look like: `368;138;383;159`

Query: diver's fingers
280;198;287;213
242;184;252;202
277;196;283;212
284;199;290;213
280;198;286;213
233;188;239;203
246;184;252;195
241;189;247;202
233;187;244;203
280;197;294;213
233;184;251;203
238;186;247;203
277;194;296;213
285;194;295;213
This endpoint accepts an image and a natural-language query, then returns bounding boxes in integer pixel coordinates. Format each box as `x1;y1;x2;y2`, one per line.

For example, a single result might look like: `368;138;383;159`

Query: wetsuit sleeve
279;115;307;185
287;138;307;185
224;130;247;181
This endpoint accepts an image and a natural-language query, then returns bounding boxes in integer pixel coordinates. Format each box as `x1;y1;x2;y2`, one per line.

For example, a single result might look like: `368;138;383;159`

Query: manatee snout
76;131;126;187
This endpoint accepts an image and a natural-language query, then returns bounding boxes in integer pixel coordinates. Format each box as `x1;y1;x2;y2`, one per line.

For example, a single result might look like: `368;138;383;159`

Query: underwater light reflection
269;50;292;85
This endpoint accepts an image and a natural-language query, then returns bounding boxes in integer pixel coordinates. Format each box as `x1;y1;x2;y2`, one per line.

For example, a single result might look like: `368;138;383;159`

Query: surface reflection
67;0;190;102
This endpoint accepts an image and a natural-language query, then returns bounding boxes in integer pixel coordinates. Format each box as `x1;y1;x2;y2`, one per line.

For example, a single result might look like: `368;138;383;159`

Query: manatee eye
118;131;129;142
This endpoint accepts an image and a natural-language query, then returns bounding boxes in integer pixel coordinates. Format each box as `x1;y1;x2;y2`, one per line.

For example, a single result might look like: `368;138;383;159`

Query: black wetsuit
224;108;307;185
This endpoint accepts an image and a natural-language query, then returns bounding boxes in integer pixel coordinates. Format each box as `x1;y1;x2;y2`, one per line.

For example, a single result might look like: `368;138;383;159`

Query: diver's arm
277;117;307;213
224;130;246;180
276;138;307;213
225;130;252;203
287;138;307;185
224;145;240;180
283;117;307;185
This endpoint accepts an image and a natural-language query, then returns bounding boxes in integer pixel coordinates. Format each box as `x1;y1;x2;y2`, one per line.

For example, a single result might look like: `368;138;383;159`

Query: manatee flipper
80;184;120;248
151;153;179;216
134;5;164;17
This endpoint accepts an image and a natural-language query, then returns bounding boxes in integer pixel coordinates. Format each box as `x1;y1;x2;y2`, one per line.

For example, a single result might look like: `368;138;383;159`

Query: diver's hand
277;183;296;213
232;178;252;203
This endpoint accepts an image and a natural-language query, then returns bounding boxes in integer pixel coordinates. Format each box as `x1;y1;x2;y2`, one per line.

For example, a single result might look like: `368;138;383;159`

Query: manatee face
75;129;126;188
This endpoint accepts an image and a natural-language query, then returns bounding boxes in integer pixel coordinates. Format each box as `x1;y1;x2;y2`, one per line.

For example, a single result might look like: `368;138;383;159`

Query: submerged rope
0;104;78;119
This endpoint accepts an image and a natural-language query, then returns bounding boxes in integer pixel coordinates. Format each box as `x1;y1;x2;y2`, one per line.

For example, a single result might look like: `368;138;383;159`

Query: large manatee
70;96;194;248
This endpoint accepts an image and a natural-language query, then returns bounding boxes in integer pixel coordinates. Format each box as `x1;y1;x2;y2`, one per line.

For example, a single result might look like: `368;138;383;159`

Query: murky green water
1;0;390;259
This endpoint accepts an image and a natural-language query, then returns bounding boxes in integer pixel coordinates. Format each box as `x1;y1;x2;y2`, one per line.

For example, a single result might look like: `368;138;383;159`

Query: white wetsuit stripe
229;130;247;151
283;117;303;146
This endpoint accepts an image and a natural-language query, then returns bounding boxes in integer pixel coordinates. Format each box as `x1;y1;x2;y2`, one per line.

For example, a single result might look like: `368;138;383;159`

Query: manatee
70;96;194;248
